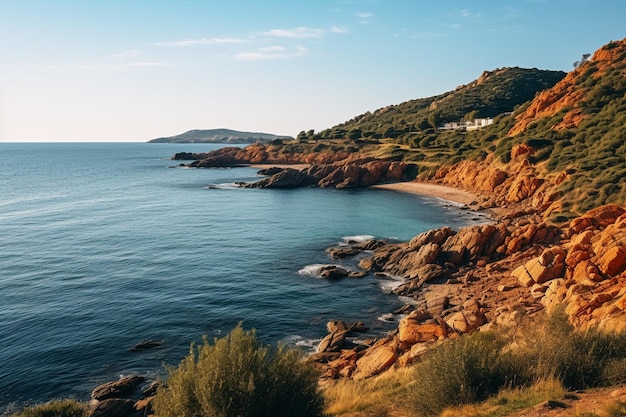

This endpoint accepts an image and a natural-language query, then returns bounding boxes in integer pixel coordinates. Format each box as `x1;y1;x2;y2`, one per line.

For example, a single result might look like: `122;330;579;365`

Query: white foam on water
341;234;375;244
297;263;344;277
377;275;405;293
397;296;420;306
204;183;241;190
377;313;395;323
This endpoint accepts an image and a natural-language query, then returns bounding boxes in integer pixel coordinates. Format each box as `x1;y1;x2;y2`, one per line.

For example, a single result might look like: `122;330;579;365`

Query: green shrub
12;400;87;417
517;307;626;390
152;324;324;417
410;332;515;416
603;359;626;386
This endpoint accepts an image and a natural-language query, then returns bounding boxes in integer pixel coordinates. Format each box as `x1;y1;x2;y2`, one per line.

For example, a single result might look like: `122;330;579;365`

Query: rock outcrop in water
173;144;417;189
244;158;414;189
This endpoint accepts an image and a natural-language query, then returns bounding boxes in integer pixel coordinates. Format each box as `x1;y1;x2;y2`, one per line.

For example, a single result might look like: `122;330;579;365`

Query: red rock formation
508;37;626;136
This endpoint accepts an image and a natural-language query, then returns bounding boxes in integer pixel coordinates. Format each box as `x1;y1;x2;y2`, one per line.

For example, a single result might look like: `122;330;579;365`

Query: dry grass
440;378;566;417
322;366;416;417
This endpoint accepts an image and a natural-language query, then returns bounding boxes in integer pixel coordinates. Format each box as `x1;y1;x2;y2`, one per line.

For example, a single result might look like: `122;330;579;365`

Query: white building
441;117;494;131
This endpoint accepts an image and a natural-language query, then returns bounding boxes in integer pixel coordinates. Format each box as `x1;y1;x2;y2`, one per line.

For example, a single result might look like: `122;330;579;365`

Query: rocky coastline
70;141;626;417
169;142;626;382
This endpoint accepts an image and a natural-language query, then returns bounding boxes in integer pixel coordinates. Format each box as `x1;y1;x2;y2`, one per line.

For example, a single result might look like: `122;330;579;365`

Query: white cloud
235;46;308;61
80;61;169;70
459;8;484;20
258;46;285;52
112;49;141;60
330;26;349;34
81;49;168;70
357;11;373;23
261;27;325;39
410;32;446;40
127;62;168;67
154;37;245;47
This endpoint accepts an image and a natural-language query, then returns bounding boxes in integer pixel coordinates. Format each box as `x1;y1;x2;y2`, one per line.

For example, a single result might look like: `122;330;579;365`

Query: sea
0;142;487;414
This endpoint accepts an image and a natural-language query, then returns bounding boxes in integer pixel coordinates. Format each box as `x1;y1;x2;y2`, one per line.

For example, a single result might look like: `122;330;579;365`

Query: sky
0;1;624;142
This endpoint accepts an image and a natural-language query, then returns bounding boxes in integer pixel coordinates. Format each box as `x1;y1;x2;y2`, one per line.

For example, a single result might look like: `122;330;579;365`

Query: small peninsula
148;128;293;144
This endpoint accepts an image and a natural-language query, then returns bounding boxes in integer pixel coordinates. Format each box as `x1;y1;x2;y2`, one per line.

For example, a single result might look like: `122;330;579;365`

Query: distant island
148;128;293;144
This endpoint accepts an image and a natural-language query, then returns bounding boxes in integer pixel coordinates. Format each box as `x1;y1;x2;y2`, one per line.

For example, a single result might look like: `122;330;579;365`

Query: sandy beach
371;181;478;206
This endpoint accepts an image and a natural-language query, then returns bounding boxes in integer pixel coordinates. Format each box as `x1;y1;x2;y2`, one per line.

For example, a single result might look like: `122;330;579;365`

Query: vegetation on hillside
297;67;565;142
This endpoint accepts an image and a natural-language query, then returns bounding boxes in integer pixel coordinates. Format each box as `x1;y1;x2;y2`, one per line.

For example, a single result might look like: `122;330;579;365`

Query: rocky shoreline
82;201;626;416
170;143;626;376
69;142;626;417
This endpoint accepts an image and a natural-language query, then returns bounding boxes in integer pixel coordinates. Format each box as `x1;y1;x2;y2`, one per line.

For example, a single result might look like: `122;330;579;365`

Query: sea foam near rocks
341;235;375;245
377;274;405;293
298;264;332;277
204;182;241;190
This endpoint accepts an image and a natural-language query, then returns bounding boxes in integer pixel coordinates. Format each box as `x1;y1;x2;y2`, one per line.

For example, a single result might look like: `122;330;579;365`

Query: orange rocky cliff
508;37;626;136
308;142;626;380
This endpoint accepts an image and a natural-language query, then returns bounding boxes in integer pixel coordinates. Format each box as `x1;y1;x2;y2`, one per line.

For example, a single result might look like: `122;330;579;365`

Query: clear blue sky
0;0;623;142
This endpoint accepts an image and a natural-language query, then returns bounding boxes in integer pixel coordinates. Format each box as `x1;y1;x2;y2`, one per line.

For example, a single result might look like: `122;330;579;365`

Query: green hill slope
301;67;565;142
149;128;293;144
304;39;626;218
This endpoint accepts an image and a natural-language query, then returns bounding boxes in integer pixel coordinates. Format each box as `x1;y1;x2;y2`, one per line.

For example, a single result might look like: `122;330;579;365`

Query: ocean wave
204;183;242;190
297;263;339;277
341;235;375;245
377;313;395;323
377;274;405;293
282;335;321;353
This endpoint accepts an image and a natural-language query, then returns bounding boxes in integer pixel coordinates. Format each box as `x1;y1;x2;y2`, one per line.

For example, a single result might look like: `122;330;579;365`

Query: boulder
128;339;162;352
398;311;447;346
598;245;626;276
408;227;453;249
352;340;397;380
318;330;348;353
90;398;136;417
512;247;566;287
349;321;369;332
326;246;360;259
91;375;145;401
319;265;350;279
326;320;348;333
444;299;486;334
425;295;450;317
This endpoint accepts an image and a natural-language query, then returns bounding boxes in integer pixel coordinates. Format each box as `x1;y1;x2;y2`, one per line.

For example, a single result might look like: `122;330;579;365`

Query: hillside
424;38;626;220
297;67;566;142
281;39;626;220
149;128;293;144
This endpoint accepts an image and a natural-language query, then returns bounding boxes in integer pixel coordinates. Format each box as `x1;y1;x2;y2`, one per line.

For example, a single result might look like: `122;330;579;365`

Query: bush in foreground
406;309;626;416
517;307;626;390
12;400;87;417
152;324;324;417
410;331;515;416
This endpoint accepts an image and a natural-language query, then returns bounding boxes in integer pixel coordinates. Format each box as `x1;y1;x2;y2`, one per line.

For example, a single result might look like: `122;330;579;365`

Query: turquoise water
0;143;483;413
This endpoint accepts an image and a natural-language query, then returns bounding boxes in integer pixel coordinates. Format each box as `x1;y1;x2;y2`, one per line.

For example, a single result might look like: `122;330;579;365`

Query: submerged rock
319;265;350;279
128;339;162;352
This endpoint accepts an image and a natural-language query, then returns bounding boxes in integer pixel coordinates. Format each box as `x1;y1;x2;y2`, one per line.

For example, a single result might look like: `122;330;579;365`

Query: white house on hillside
441;117;494;131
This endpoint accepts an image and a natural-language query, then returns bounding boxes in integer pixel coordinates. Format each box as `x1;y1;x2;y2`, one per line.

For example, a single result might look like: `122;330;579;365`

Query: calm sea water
0;143;484;413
